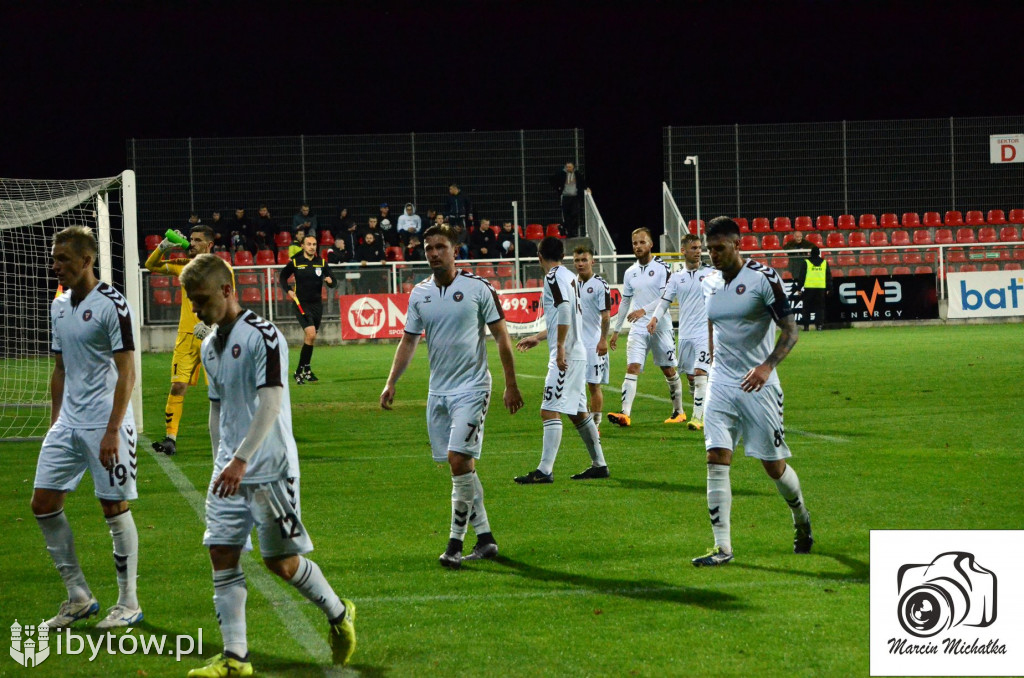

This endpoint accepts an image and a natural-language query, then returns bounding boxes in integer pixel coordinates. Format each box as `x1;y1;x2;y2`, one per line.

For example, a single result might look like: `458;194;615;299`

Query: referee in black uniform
280;234;335;384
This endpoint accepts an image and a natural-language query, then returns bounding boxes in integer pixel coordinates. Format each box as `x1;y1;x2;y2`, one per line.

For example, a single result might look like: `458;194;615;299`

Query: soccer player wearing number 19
33;226;142;630
380;225;524;569
180;255;355;676
691;217;812;568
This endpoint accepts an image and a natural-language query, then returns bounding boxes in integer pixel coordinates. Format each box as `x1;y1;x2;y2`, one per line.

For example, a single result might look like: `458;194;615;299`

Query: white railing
662;182;686;253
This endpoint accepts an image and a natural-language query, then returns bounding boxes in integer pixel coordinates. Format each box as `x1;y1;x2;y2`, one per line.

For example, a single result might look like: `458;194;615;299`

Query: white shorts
203;477;314;558
703;380;791;461
625;326;676;372
35;422;139;501
426;390;490;463
542;359;588;415
677;335;711;375
585;348;610;385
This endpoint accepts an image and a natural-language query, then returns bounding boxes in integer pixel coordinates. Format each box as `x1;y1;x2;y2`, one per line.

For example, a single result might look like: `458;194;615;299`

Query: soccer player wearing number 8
691;217;813;568
380;225;524;569
514;237;608;484
180;254;355;676
145;225;224;457
33;226;143;630
278;235;335;385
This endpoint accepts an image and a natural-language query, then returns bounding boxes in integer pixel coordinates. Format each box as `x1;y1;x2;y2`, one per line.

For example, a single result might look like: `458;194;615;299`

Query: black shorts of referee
294;300;323;331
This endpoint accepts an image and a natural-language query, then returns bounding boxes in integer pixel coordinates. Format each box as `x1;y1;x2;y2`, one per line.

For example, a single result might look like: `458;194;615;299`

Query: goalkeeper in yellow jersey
145;225;231;455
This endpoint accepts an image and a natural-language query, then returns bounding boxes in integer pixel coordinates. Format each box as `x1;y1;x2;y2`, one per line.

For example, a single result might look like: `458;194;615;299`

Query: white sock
469;472;491;536
621;374;638;416
592;411;602;427
538;419;563;475
707;464;732;553
36;509;91;603
450;473;475;540
575;415;606;466
688;375;696;396
692;375;708;421
773;465;810;525
106;510;139;609
288;556;345;621
212;566;248;659
667;373;683;413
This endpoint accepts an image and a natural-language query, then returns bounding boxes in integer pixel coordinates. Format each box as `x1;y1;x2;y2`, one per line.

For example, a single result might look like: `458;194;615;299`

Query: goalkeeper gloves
193;321;215;341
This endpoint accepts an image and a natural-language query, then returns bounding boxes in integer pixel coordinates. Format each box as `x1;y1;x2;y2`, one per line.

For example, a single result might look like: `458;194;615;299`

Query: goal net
0;171;142;440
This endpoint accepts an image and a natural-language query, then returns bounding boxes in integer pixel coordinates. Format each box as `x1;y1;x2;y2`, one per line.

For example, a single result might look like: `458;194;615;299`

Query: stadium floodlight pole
512;200;521;288
684;155;701;244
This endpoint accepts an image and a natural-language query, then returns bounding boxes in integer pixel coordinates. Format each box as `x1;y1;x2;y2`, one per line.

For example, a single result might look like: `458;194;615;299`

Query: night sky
2;2;1020;238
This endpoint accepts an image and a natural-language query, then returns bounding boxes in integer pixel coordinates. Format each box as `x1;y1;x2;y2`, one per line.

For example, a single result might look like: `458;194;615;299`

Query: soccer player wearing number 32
145;225;225;457
381;225;524;569
33;226;142;630
692;217;813;568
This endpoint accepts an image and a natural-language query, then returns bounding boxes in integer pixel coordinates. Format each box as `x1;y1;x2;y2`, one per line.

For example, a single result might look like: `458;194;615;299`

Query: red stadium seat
525;224;544;240
456;261;472;269
402;282;414;294
806;233;824;248
859;253;880;266
153;289;173;306
240;288;261;304
965;210;985;227
870;267;889;276
734;217;750;233
831;268;845;278
794;216;814;231
237;272;259;286
913;230;934;245
233;251;253;266
891;230;911;246
982;263;1000;272
751;218;771;233
214;251;232;263
740;235;759;251
150;275;171;288
385;246;404;261
944;211;964;227
255;249;275;265
496;264;514;278
986;209;1007;225
881;252;900;266
977;227;998;243
1005;262;1023;271
880;213;899;229
816;215;836;231
476;265;496;278
902;252;923;265
914;266;934;275
825;232;846;248
524;278;541;288
277;250;291;265
858;214;878;230
319;230;335;246
869;231;889;247
934;229;954;245
847;267;867;277
320;247;331;260
773;217;792;232
275;231;292;247
958;264;977;273
781;270;793;281
955;228;976;244
999;226;1021;242
922;212;943;228
172;276;180;286
688;220;705;235
145;234;163;251
837;253;858;266
761;234;781;250
947;249;967;264
546;224;565;238
837;214;856;230
173;289;183;304
1009;209;1024;225
503;279;519;290
892;266;912;275
901;212;922;228
770;256;788;269
1014;247;1024;260
848;232;868;248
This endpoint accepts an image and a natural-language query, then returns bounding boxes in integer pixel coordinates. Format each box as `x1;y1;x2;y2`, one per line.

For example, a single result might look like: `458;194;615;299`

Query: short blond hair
631;227;653;241
53;225;97;257
180;253;234;293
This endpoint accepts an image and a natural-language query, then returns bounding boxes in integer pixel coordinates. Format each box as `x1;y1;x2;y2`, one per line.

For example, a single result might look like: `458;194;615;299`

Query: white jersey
203;310;300;484
616;257;672;331
577;274;611;349
658;264;716;339
50;282;136;430
706;260;792;388
404;270;504;396
542;264;586;362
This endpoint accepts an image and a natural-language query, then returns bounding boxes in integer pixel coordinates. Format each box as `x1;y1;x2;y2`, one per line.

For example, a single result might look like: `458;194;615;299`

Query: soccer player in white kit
608;227;686;426
691;217;813;567
648;234;716;430
514;237;608;483
32;226;142;630
180;255;355;676
381;225;524;569
573;245;611;428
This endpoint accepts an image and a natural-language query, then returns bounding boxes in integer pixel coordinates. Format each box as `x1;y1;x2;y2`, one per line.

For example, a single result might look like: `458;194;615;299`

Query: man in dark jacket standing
550;162;589;238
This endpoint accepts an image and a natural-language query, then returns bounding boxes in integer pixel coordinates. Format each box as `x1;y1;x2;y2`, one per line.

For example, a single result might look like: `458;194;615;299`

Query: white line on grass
143;435;354;677
519;373;850;443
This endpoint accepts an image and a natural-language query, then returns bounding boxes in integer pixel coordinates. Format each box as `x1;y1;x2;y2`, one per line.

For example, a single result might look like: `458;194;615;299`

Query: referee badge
232;344;241;358
453;291;464;302
316;268;322;276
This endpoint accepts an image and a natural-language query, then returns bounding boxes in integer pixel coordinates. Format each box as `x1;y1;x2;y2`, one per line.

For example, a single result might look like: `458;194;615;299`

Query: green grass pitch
2;324;1022;677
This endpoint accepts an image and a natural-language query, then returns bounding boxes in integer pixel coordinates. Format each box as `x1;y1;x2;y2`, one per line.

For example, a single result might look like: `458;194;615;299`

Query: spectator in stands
337;214;361;254
782;230;809;279
253;203;278;253
187;211;202;228
793;244;831;331
228;207;255;253
397;203;422;244
354;231;387;293
332;207;356;240
293;203;318;238
469;218;497;259
497;221;518;259
210;210;228;249
444;183;473;229
424;208;438;229
327;236;353;295
550;162;590;238
404;234;425;262
359;216;385;244
377;203;399;246
288;228;305;259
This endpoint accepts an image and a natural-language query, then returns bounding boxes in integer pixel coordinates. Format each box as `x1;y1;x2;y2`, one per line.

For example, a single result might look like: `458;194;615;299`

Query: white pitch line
520;373;850;443
142;435;353;676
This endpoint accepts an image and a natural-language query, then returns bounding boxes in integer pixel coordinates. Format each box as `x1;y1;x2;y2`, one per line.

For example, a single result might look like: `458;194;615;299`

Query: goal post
0;171;143;440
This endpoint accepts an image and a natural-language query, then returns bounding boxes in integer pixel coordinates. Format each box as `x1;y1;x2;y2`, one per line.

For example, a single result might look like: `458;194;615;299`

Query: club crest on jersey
453;291;464;302
232;344;241;358
736;284;747;295
587;286;593;293
648;270;655;277
82;310;93;321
